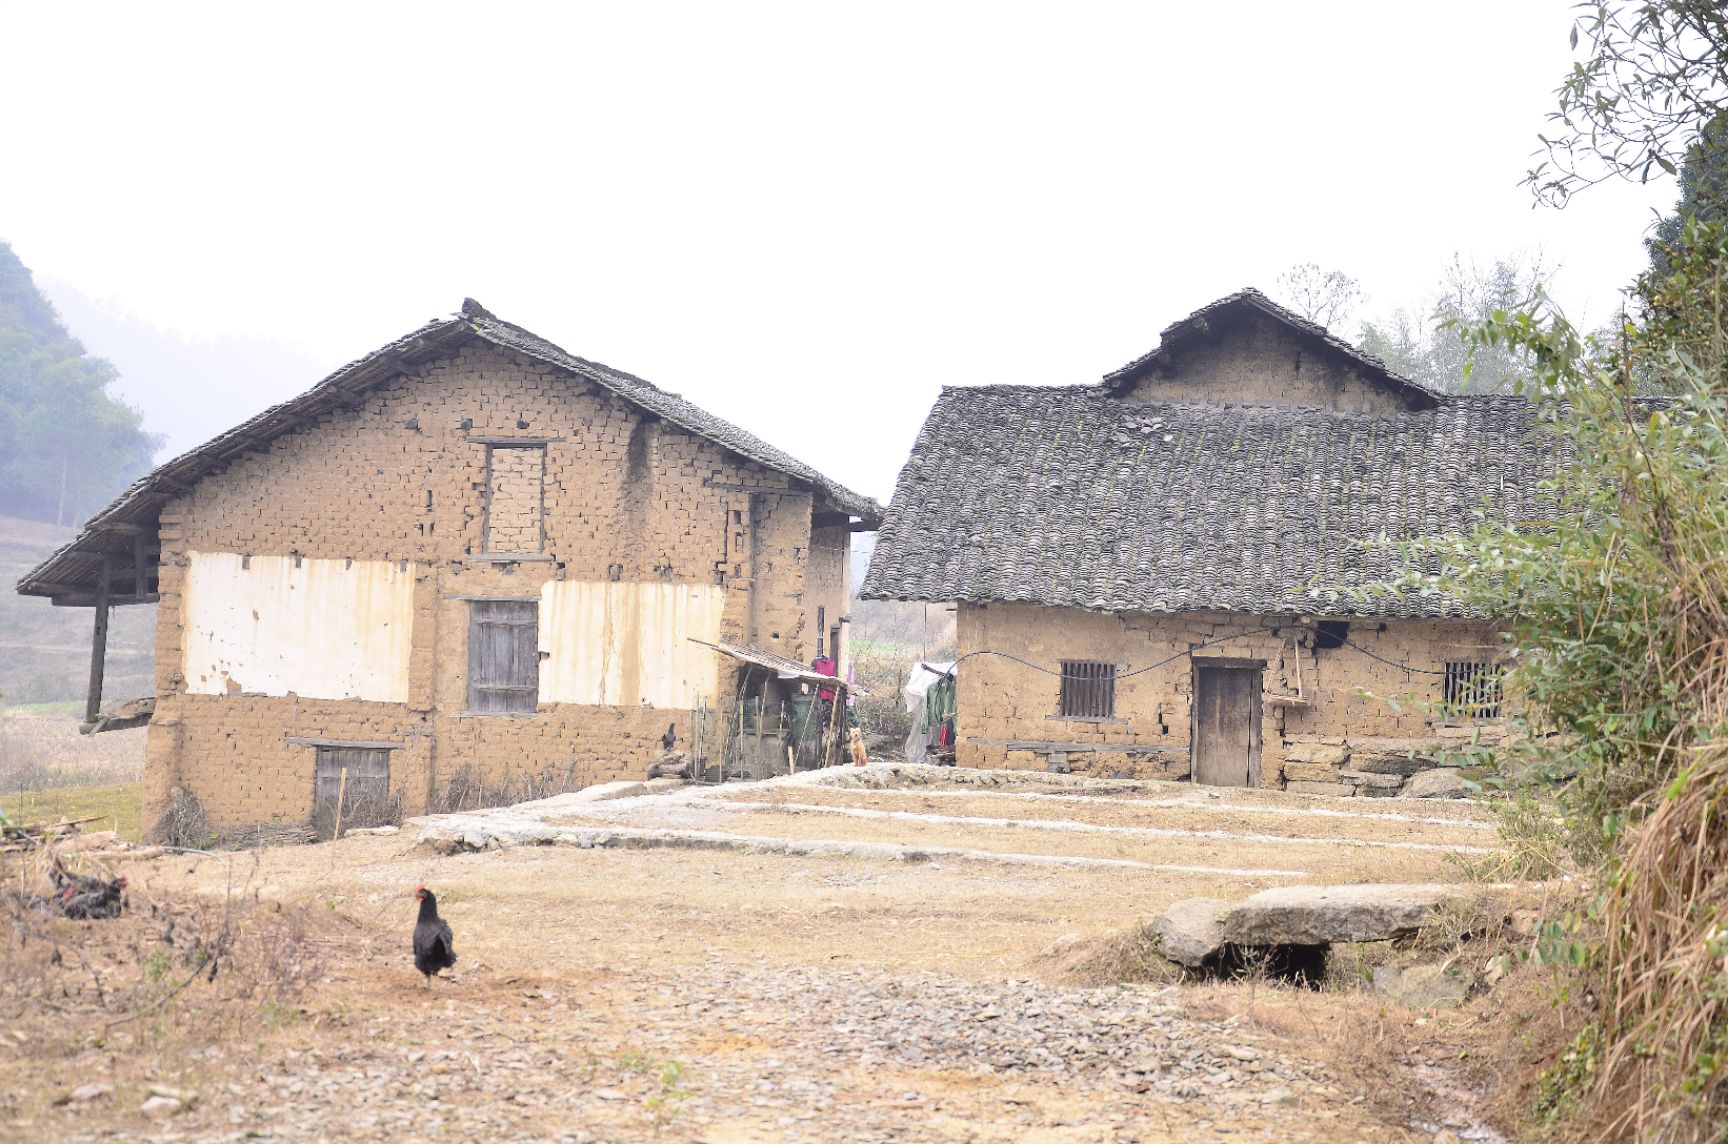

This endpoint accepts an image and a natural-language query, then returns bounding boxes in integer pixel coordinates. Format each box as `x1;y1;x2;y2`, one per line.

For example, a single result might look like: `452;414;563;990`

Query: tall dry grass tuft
1593;743;1728;1141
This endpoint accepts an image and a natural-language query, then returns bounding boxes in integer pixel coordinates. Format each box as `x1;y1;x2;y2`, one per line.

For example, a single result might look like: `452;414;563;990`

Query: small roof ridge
1102;287;1444;405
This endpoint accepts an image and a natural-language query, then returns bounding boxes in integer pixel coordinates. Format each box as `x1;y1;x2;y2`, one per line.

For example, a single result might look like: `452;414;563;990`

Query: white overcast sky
0;1;1676;505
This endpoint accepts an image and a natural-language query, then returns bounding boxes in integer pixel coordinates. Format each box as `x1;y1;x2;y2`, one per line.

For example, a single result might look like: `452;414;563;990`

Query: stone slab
1221;884;1472;946
1282;742;1350;766
1150;897;1232;967
1284;781;1354;797
1402;768;1470;799
1338;769;1404;789
1282;763;1341;783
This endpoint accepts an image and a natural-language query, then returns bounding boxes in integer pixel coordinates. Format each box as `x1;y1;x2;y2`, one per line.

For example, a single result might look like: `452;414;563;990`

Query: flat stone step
1220;883;1486;946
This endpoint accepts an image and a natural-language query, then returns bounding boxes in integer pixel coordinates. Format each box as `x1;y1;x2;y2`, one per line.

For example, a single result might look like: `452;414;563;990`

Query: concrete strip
745;782;1499;830
413;821;1311;879
714;800;1496;855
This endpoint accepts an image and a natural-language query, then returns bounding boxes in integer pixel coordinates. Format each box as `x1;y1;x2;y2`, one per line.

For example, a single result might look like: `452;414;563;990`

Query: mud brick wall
1122;310;1418;414
143;342;845;831
954;603;1501;788
806;523;851;656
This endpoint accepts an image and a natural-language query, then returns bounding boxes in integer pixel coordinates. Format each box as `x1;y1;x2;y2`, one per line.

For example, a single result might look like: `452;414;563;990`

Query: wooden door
313;746;393;838
1191;664;1262;787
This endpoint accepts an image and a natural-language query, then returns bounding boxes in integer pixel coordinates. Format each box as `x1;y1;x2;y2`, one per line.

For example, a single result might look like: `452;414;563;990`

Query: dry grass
0;709;145;794
0;849;332;1065
1589;744;1728;1142
430;761;600;814
1;781;142;842
1034;923;1184;988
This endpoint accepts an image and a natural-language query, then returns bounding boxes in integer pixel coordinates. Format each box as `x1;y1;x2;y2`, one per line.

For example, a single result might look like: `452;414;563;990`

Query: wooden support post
84;558;111;725
132;533;148;603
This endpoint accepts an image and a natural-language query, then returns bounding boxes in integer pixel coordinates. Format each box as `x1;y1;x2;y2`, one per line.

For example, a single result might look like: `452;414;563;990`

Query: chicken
59;875;127;920
412;885;457;986
662;722;677;751
48;852;111;898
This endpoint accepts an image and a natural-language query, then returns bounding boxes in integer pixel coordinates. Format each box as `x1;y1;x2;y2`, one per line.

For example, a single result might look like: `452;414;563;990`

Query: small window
1442;661;1503;719
484;445;546;554
1059;660;1117;719
313;746;395;839
469;600;539;714
1313;620;1349;650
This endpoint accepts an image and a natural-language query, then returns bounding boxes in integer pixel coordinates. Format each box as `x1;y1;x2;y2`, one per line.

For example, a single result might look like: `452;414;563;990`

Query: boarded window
485;445;545;554
1059;660;1117;719
1442;661;1503;719
312;746;395;839
469;599;539;714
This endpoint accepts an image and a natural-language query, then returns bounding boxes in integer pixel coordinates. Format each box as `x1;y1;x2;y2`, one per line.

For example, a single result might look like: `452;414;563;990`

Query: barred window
1059;661;1117;719
1443;661;1503;719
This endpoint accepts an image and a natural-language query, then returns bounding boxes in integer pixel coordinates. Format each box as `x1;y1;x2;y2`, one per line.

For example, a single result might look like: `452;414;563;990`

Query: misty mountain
0;244;158;525
42;279;327;463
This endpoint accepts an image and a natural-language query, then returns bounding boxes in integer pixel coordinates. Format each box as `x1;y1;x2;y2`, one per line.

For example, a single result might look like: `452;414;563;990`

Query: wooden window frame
467;599;540;716
481;443;548;557
1057;660;1118;720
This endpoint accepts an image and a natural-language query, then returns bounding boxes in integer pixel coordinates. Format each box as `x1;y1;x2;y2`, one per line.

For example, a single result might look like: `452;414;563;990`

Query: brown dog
848;726;868;766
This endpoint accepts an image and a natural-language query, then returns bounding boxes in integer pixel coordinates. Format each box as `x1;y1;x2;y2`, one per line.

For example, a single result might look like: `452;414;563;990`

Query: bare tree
1274;263;1364;330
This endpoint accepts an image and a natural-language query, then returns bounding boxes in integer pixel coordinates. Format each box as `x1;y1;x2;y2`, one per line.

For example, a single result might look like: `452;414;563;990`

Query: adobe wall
954;603;1502;791
806;523;851;657
1121;311;1418;413
145;341;846;830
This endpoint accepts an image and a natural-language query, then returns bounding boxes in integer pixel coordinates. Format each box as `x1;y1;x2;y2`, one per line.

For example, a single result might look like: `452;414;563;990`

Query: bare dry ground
0;766;1525;1143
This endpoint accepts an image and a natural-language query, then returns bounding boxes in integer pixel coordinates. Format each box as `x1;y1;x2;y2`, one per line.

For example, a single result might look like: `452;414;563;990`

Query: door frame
1190;657;1265;787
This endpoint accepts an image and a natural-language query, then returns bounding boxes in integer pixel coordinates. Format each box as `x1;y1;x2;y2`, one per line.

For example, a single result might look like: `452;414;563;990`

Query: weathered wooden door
1191;664;1262;787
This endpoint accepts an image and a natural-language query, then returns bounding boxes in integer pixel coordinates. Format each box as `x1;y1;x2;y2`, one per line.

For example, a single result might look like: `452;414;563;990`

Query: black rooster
48;852;111;897
60;875;128;920
412;884;457;986
662;722;677;751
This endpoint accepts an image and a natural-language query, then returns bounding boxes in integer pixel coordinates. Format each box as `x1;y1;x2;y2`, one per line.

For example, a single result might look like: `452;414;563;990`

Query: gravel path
44;965;1370;1143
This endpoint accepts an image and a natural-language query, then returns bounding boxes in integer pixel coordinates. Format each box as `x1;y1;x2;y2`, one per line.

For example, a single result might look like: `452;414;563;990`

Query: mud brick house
16;300;880;832
861;288;1551;793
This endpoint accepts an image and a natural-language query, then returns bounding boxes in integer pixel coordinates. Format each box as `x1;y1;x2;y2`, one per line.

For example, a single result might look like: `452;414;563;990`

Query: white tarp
181;551;414;702
539;581;727;708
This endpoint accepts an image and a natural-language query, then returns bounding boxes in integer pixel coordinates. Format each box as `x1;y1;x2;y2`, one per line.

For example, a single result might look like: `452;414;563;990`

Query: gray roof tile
859;384;1552;619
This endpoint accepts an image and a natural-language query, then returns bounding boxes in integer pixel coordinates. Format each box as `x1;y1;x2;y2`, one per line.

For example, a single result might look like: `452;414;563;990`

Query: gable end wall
143;342;838;830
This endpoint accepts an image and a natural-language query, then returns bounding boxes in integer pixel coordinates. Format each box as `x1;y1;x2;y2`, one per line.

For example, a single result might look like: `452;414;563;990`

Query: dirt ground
0;766;1526;1143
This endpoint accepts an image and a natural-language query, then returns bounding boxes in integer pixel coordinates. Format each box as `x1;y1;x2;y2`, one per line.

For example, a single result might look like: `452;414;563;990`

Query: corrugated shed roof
858;384;1555;619
18;300;881;601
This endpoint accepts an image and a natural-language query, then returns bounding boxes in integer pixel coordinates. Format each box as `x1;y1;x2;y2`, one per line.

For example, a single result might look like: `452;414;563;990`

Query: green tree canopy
0;242;159;525
1356;256;1544;394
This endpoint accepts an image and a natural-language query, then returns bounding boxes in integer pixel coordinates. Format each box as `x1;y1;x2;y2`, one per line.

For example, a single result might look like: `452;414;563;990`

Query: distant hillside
0;242;159;524
848;534;957;659
0;514;154;706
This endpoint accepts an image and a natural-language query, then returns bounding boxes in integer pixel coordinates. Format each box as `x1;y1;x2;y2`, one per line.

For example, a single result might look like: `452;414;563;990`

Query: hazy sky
0;1;1676;503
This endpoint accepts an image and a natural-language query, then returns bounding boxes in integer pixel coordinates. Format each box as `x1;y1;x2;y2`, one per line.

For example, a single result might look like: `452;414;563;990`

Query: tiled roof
18;301;881;601
461;302;881;522
858;384;1553;619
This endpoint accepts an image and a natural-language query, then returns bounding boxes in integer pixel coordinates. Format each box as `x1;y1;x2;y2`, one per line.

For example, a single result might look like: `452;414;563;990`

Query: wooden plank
285;737;406;750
